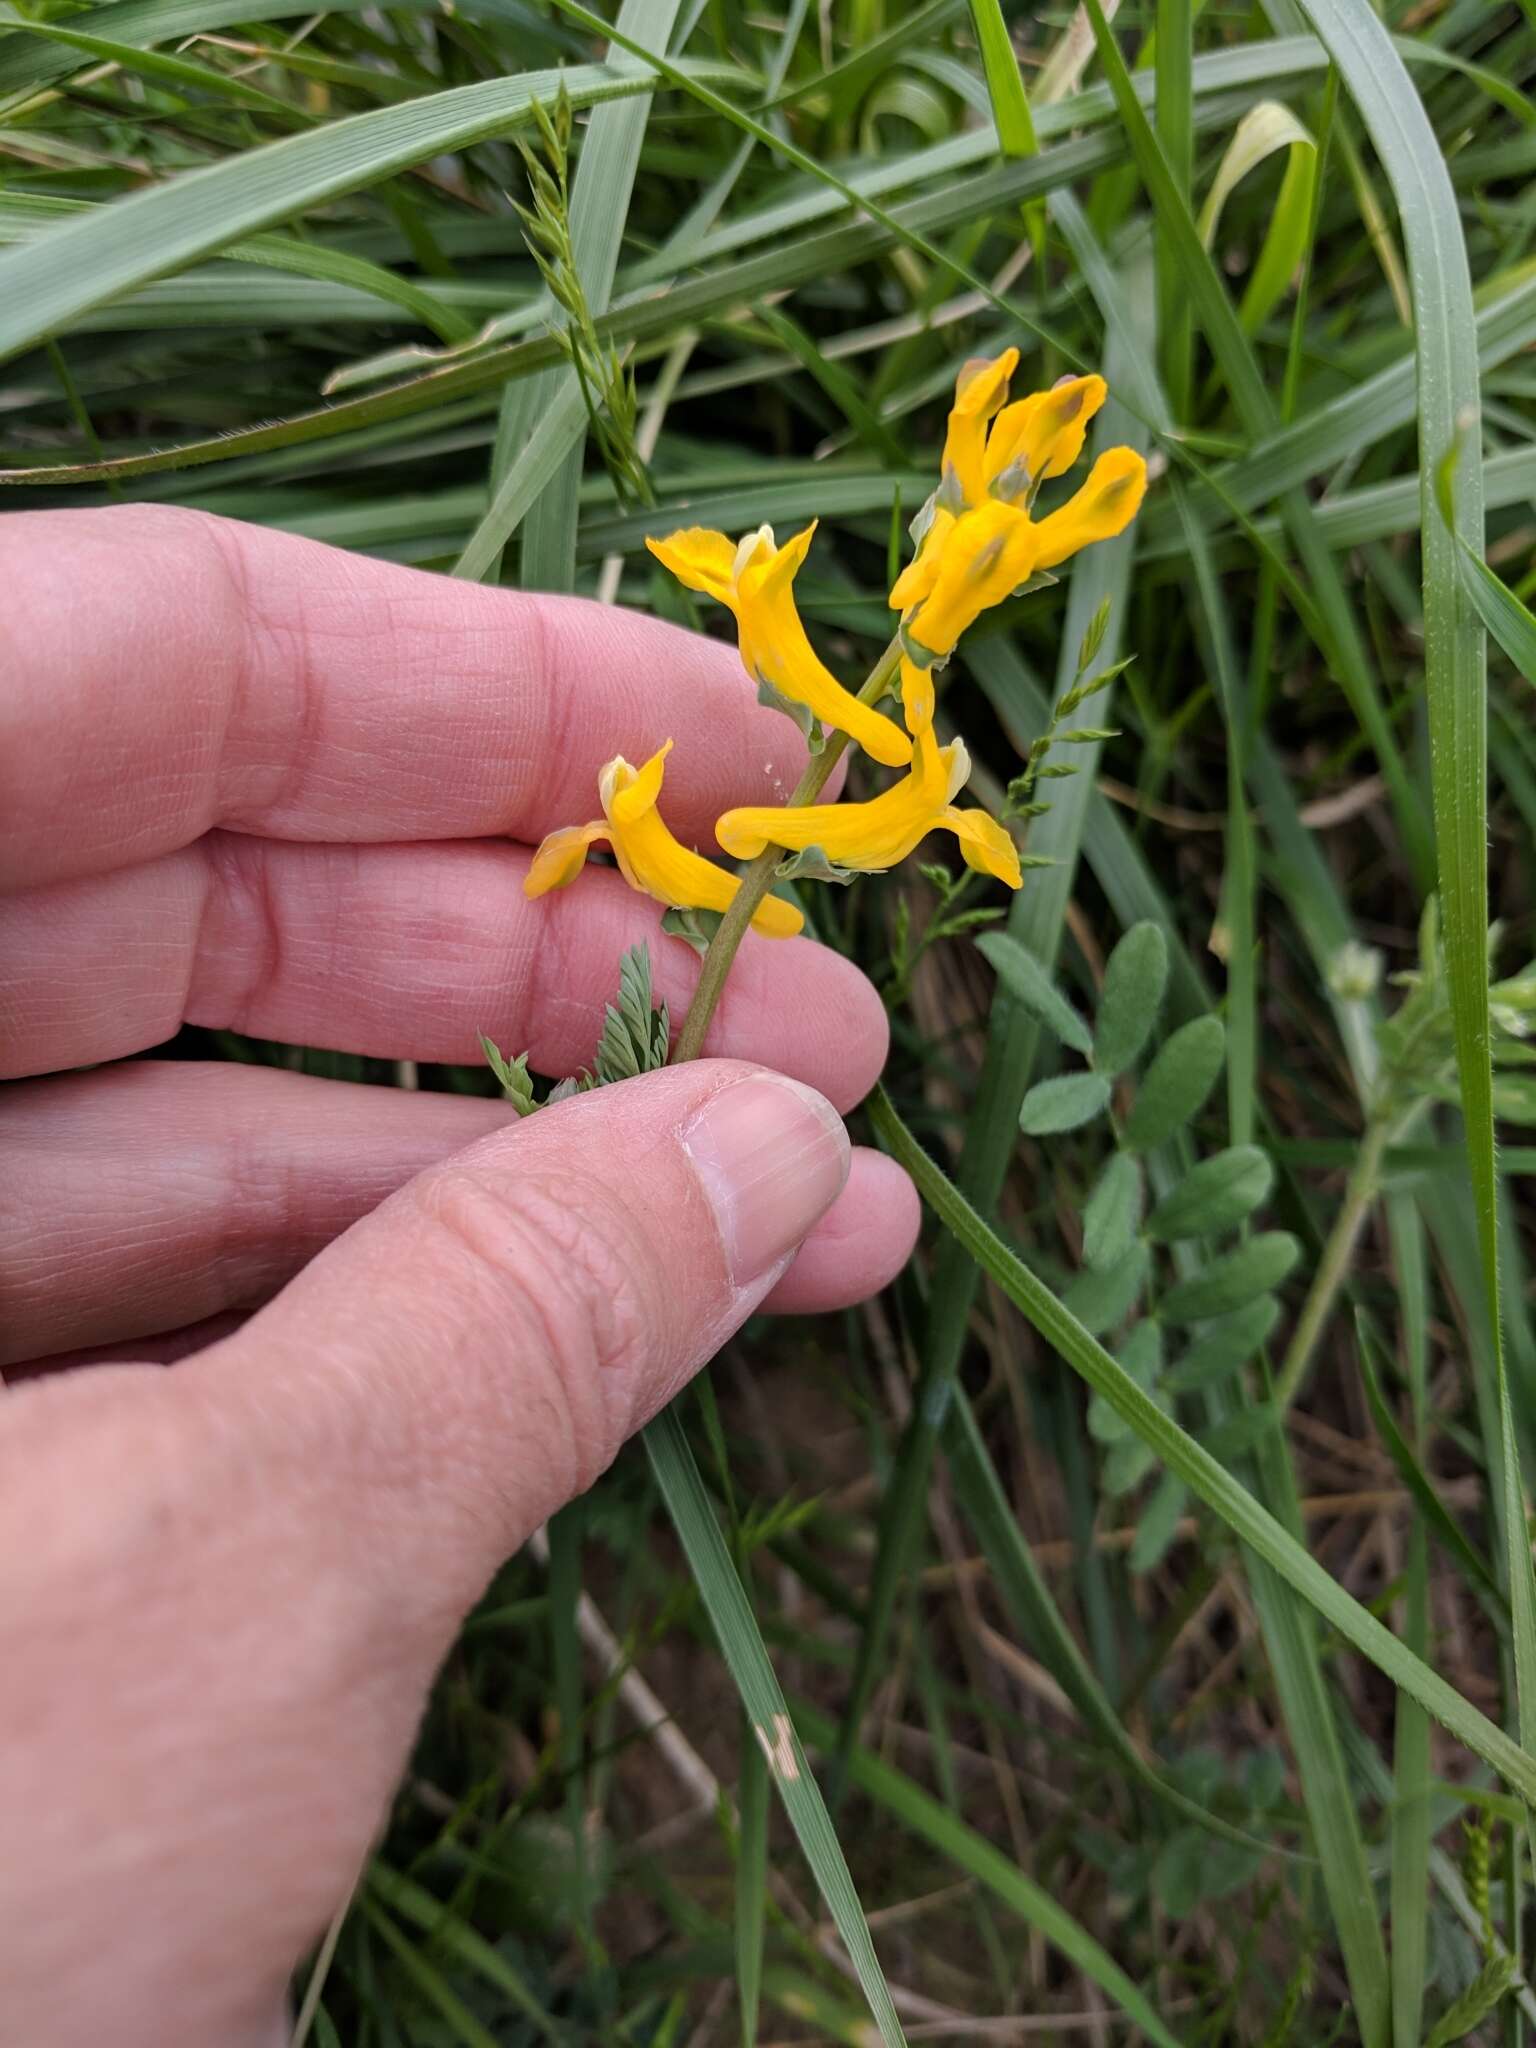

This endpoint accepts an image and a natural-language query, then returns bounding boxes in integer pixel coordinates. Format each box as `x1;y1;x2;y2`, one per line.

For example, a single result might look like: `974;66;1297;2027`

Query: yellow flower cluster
524;352;1147;938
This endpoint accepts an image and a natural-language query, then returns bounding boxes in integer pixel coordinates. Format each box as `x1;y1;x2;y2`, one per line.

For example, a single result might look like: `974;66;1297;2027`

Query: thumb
208;1056;851;1580
0;1060;848;2047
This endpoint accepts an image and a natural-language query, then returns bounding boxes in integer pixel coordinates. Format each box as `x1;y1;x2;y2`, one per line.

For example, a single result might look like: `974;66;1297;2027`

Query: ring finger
2;1063;919;1367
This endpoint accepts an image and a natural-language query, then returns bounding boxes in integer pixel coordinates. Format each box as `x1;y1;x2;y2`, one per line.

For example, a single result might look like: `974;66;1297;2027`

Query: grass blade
642;1407;907;2048
1385;1201;1433;2048
965;0;1036;156
942;1391;1297;1861
1294;0;1536;1838
791;1699;1183;2048
0;58;738;365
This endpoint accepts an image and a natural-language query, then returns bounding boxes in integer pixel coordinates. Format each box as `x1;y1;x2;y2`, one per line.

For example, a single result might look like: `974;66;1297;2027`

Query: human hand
0;507;918;2045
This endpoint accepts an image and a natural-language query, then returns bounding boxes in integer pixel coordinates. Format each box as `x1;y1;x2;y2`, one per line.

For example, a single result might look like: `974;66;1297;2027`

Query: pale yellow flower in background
525;740;804;938
646;521;912;767
716;721;1021;889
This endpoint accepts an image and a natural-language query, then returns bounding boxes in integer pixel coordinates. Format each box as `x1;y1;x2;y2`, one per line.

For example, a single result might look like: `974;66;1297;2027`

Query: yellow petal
748;892;806;939
524;821;608;897
607;740;673;827
889;507;956;612
954;349;1020;412
736;527;912;767
615;806;803;936
898;653;934;735
985;374;1107;494
942;806;1023;888
645;527;738;605
940;348;1020;507
1031;447;1148;570
901;499;1039;660
754;519;817;598
716;721;958;873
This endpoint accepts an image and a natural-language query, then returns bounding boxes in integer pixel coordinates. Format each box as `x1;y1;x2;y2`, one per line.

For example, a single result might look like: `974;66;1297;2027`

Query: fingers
1;1064;508;1365
762;1148;920;1314
0;1062;848;2043
2;1063;918;1363
0;834;889;1094
0;506;829;892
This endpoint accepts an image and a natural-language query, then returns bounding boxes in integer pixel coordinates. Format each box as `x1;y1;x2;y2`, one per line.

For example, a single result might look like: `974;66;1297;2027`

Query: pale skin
0;507;919;2046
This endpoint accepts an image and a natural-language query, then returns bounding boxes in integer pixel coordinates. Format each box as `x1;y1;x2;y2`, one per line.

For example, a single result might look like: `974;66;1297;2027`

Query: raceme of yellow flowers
524;350;1147;937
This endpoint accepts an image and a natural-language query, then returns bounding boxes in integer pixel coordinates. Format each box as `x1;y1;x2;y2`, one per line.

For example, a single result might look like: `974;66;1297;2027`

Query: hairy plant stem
671;634;906;1064
1272;1115;1391;1414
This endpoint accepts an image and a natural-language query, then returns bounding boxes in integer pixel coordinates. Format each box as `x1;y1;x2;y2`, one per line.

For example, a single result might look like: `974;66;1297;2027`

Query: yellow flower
984;373;1107;499
895;498;1040;663
888;355;1145;674
525;740;804;938
716;721;1021;889
1030;446;1148;570
646;522;912;768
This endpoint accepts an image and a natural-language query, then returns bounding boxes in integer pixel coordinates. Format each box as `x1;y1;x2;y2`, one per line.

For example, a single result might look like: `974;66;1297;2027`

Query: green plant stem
1272;1115;1390;1414
671;634;905;1064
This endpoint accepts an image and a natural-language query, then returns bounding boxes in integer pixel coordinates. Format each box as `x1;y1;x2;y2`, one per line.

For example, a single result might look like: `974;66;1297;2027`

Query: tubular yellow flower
939;348;1019;507
525;740;804;938
895;498;1039;662
887;358;1145;689
646;521;911;768
1031;446;1148;571
716;721;1021;889
984;373;1107;499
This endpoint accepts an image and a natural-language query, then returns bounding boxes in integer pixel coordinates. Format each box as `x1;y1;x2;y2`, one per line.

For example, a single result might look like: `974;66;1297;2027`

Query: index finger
0;505;821;893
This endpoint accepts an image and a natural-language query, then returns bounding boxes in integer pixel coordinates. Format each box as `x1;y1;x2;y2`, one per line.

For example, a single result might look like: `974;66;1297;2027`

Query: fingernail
681;1074;851;1285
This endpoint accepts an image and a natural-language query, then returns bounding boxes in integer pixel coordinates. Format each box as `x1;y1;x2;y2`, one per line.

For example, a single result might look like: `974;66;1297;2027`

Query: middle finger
1;834;887;1100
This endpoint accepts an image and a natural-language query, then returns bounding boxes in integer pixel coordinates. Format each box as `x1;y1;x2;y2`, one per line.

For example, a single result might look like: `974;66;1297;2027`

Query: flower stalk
1270;1115;1391;1415
671;637;904;1064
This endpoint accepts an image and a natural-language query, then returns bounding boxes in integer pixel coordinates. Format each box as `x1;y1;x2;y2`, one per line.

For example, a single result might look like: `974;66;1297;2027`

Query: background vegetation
6;0;1536;2039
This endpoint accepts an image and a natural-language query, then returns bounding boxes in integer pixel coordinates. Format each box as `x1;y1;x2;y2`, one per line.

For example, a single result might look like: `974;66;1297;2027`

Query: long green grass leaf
0;58;739;364
1294;0;1536;1837
642;1407;906;2047
791;1699;1183;2047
